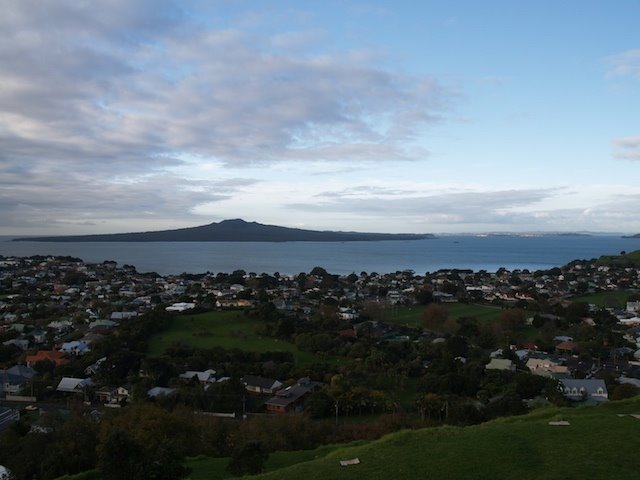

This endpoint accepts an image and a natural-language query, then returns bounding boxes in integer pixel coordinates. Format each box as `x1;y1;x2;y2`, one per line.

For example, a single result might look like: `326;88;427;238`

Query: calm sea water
1;235;638;276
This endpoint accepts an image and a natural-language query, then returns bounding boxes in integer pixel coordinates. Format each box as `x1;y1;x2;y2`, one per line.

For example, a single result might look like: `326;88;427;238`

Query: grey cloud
288;188;560;224
0;165;254;228
612;136;640;160
0;1;451;173
288;188;640;231
0;1;452;231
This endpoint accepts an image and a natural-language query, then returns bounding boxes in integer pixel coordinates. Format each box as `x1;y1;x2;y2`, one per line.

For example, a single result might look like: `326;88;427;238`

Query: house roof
0;407;20;433
179;369;217;383
560;379;608;398
265;378;322;408
6;365;36;379
26;350;69;367
147;386;176;398
56;377;92;393
485;358;515;371
242;375;282;390
556;341;578;351
0;370;28;386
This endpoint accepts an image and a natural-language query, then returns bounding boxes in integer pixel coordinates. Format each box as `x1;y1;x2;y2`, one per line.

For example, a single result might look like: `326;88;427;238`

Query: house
242;375;283;395
7;365;36;380
165;302;196;312
555;341;578;355
627;301;640;313
3;337;29;350
59;340;91;356
338;328;357;339
264;377;323;414
485;358;515;371
526;357;569;378
56;377;93;393
88;319;118;330
84;357;107;376
179;369;217;386
560;379;608;403
338;308;359;321
0;407;19;432
147;386;177;398
1;369;29;396
110;311;138;321
216;298;253;308
26;350;69;368
95;385;131;405
31;329;47;344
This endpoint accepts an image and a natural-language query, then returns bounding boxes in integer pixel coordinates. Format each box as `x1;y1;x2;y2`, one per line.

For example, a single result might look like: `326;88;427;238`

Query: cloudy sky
1;0;639;235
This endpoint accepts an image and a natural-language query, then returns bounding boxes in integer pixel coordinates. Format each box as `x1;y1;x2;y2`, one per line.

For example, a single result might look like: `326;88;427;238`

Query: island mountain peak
13;219;433;243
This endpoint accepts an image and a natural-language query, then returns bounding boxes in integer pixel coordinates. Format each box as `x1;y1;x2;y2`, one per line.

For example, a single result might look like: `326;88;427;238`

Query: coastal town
1;252;640;478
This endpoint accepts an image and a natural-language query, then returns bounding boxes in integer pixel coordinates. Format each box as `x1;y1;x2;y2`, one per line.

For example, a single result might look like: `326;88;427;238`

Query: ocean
1;235;638;276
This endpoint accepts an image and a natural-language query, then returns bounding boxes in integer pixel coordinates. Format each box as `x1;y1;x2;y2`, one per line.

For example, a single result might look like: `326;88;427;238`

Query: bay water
1;235;638;276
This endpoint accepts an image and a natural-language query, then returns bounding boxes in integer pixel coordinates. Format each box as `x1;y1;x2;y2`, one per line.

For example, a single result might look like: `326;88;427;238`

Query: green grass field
571;290;633;309
147;310;318;364
185;443;367;479
386;303;503;327
254;397;640;480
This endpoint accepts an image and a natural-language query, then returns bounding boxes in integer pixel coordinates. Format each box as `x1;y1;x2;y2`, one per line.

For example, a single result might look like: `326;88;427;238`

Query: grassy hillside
53;399;640;480
147;310;318;364
254;398;640;480
185;443;366;479
597;249;640;267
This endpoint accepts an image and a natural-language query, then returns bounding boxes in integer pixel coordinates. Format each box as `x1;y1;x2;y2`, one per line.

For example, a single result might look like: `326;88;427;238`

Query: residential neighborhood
1;253;640;479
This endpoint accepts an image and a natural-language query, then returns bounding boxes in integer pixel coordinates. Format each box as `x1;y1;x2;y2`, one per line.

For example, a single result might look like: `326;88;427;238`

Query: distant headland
11;219;434;243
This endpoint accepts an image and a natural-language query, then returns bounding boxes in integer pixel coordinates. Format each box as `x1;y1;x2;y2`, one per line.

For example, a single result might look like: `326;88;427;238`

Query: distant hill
597;250;640;267
12;219;433;243
622;233;640;238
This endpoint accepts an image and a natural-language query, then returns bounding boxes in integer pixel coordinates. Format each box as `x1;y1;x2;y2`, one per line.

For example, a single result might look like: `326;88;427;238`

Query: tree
98;429;145;480
97;404;194;480
611;383;639;400
227;441;269;476
304;391;335;419
415;289;433;305
416;393;446;421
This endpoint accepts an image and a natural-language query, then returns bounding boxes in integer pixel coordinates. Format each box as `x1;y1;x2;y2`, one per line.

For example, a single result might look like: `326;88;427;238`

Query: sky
1;0;639;235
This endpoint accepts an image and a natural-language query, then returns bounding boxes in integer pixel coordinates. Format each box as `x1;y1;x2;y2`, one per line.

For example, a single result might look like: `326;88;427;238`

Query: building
242;375;283;395
560;379;608;403
264;378;322;414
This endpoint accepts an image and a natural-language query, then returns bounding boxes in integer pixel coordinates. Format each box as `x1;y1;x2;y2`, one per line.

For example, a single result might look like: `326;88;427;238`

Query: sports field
147;310;317;364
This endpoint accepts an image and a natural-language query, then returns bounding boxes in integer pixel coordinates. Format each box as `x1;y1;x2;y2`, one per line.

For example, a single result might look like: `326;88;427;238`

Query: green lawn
386;303;503;327
147;310;318;364
186;456;229;479
255;397;640;480
571;290;633;309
